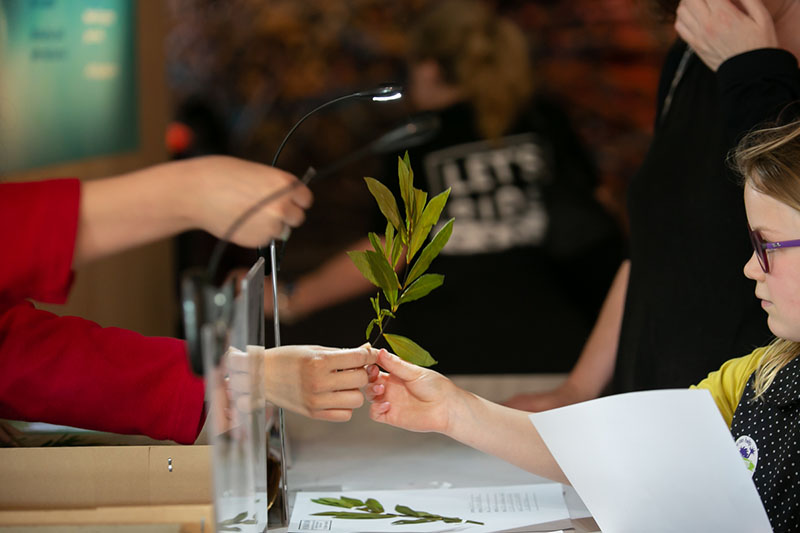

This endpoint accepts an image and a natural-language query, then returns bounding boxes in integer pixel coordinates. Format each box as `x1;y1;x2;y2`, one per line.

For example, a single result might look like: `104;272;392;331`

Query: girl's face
744;182;800;341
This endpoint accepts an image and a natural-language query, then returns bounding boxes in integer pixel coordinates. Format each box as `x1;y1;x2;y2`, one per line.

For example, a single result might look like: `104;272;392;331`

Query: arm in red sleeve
0;179;80;305
0;303;206;444
0;179;205;443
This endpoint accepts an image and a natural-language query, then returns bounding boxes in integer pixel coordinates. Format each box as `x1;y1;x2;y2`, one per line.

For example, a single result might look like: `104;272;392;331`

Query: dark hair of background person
408;0;534;140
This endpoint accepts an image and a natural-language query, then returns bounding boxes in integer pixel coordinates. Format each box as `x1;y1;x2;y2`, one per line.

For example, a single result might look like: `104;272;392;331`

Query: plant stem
369;259;410;348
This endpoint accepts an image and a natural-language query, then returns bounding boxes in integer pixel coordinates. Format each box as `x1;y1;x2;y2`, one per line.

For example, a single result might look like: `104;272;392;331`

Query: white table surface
282;374;600;532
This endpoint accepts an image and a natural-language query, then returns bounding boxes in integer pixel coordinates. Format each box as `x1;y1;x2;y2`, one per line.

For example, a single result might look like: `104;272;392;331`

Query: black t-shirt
614;42;800;392
388;98;624;374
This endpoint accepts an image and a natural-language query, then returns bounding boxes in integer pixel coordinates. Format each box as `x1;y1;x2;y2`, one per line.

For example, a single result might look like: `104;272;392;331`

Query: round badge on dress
736;435;758;476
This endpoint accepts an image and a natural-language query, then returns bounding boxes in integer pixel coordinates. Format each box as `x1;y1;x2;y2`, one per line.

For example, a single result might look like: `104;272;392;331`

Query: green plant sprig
311;495;484;526
347;153;453;367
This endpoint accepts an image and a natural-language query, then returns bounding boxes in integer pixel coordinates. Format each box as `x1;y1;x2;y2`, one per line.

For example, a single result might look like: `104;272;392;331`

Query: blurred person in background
260;0;624;374
505;0;800;409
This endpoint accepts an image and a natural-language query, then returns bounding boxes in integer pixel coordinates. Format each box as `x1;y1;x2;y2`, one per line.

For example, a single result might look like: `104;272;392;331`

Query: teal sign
0;0;138;173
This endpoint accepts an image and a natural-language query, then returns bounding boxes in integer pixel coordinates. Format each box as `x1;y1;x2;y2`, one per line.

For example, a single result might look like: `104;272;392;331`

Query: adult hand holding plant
347;153;453;367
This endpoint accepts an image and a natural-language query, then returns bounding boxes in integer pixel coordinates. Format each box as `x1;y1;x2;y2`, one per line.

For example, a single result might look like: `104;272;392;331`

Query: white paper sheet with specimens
529;389;772;533
289;483;571;533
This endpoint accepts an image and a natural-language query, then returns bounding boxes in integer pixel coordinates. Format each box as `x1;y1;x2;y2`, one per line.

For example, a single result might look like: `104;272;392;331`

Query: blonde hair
408;0;534;140
733;117;800;400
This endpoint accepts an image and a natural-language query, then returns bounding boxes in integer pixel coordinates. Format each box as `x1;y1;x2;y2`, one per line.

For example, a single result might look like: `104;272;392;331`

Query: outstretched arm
258;237;378;322
76;156;312;266
368;349;568;484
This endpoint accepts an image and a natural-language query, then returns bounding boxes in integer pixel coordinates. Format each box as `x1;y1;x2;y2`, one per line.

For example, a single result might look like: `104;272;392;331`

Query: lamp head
356;85;403;102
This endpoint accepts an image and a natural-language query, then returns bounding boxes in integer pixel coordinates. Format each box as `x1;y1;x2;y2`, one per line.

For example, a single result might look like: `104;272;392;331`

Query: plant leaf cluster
348;153;453;367
311;495;483;526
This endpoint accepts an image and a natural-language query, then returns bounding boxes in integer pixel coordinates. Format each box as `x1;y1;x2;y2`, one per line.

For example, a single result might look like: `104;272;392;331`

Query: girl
367;118;800;532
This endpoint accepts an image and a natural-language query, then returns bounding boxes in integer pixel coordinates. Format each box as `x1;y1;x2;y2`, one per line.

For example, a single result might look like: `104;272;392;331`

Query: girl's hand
366;349;457;434
675;0;779;72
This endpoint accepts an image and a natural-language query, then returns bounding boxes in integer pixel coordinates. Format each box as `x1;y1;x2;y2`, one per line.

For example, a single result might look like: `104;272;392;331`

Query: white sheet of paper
289;484;570;533
530;389;771;533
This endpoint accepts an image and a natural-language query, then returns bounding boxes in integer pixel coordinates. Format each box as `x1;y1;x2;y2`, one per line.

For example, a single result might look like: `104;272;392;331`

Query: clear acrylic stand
181;257;288;532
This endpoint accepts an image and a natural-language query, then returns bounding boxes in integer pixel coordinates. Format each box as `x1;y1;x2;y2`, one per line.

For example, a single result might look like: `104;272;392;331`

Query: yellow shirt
691;347;765;428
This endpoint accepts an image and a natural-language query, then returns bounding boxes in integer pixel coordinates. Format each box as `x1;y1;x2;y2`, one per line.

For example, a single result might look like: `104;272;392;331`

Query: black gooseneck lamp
261;84;403;349
260;84;403;527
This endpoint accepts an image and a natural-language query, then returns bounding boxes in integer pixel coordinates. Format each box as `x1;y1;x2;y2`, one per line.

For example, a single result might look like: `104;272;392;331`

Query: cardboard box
0;445;210;510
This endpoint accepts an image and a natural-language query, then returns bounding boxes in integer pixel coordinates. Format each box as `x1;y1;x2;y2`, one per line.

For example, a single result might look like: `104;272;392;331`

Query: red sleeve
0;179;206;444
0;304;205;444
0;179;80;306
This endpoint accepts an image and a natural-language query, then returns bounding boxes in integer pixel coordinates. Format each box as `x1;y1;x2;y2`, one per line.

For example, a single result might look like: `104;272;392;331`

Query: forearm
287;237;391;318
447;390;568;484
717;48;800;146
560;260;629;401
75;161;194;265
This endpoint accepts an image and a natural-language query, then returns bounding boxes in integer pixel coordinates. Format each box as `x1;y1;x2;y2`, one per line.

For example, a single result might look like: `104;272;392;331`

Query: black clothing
731;359;800;533
615;43;800;392
392;98;624;374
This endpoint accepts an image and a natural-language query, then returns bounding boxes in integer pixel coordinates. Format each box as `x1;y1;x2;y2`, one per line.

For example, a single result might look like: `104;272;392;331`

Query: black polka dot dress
731;357;800;532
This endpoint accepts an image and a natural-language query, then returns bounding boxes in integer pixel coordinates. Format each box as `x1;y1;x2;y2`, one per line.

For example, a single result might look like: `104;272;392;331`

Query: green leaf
218;511;248;526
398;155;414;223
379;308;395;319
365;250;399;307
395;505;421;517
392;518;437;525
413;187;428;227
365;498;384;513
370;294;380;315
311;497;354;509
391;233;404;268
348;250;380;288
394;505;441;519
366;319;378;340
365;177;402;231
466;520;485;525
385;222;395;262
398;274;444;305
408;188;450;261
312;512;396;519
340;496;365;507
368;232;383;255
383;334;437;367
406;218;454;285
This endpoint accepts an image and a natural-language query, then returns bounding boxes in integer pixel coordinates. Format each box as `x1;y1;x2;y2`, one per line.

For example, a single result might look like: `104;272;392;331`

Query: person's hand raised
675;0;779;72
187;156;313;247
